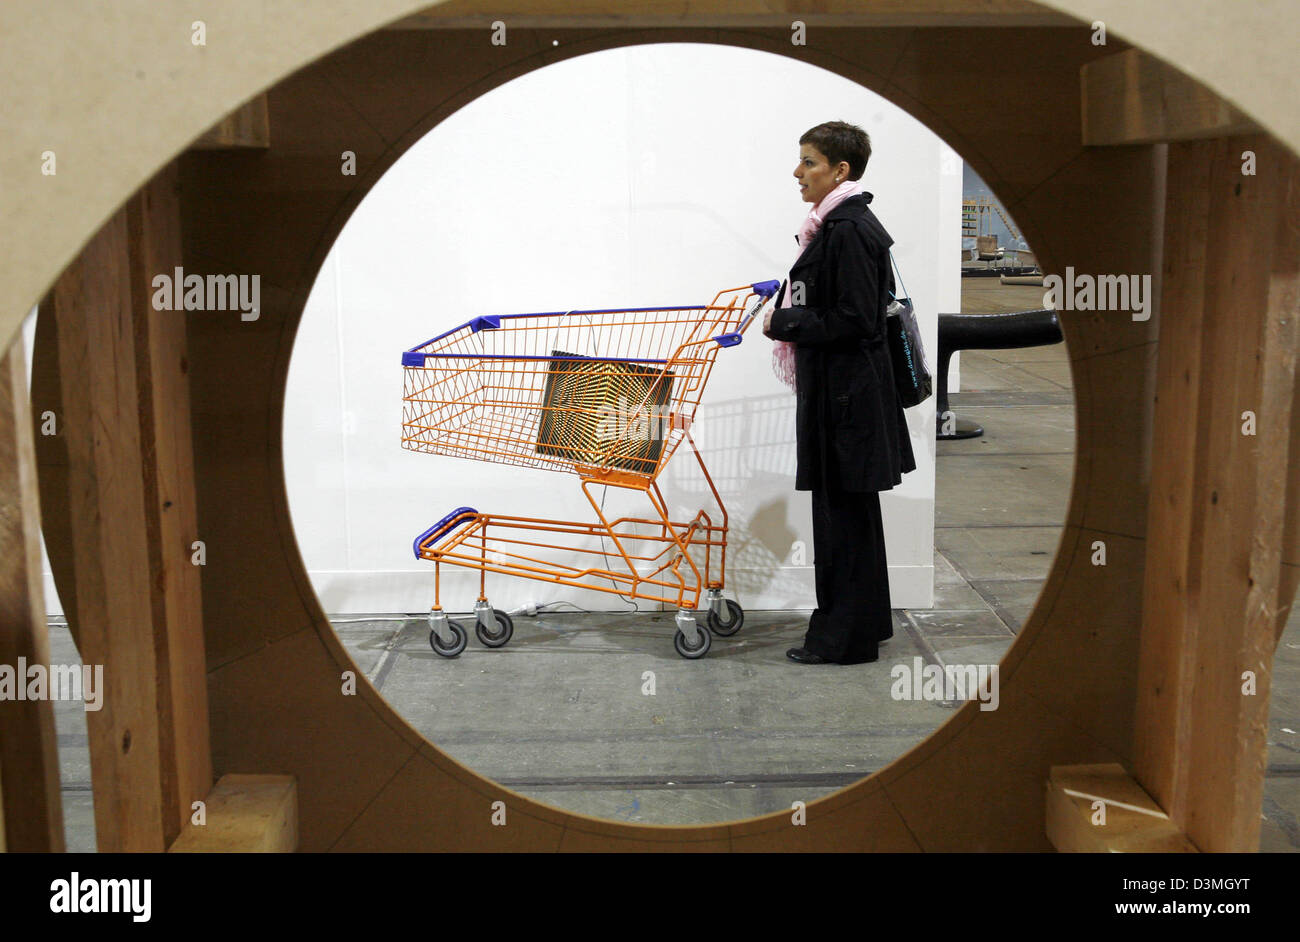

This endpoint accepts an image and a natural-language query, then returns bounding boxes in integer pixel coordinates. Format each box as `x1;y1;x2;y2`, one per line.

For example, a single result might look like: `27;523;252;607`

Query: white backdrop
282;43;961;615
34;42;962;617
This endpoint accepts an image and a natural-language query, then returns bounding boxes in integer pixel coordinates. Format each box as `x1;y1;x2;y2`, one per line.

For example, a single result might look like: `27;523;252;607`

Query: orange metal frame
415;431;730;609
402;284;772;610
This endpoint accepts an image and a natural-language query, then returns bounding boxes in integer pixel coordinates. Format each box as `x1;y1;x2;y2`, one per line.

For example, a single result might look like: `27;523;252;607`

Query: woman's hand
763;307;775;336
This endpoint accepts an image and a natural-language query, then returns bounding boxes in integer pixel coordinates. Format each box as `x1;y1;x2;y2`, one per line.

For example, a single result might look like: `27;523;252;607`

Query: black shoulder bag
884;251;933;408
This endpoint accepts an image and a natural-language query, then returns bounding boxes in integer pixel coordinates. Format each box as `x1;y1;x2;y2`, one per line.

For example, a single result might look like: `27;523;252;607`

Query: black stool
936;309;1063;440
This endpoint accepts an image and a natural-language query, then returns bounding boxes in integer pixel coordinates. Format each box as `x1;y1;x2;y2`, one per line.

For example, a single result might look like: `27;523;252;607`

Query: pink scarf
772;178;863;389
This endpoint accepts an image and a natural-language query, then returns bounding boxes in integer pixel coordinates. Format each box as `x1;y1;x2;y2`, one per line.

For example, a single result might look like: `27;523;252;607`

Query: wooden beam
1046;764;1197;852
1134;135;1300;852
169;775;298;852
189;95;270;150
1283;322;1300;646
1082;49;1259;146
126;164;214;841
387;0;1072;29
47;207;165;852
41;162;212;851
0;335;65;852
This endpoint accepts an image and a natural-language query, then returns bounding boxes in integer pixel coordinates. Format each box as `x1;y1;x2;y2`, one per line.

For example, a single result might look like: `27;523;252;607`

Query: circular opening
283;42;1065;827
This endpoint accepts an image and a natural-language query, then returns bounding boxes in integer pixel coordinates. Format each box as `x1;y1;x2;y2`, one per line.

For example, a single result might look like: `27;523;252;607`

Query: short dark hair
799;121;871;180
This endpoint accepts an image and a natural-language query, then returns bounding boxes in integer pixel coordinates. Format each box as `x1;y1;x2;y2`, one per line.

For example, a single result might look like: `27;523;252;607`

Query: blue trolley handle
714;279;781;348
413;506;479;559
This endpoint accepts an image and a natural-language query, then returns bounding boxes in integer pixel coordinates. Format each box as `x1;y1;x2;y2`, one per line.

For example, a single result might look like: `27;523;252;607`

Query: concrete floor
48;278;1300;849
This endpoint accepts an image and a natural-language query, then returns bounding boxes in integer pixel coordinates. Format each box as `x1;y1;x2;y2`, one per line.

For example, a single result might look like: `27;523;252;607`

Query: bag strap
887;249;909;302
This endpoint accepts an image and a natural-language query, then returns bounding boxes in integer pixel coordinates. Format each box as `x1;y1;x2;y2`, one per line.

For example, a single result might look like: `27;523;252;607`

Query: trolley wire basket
401;280;779;659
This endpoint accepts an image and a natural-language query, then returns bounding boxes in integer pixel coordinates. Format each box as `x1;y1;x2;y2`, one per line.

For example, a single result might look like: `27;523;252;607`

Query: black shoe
786;647;832;664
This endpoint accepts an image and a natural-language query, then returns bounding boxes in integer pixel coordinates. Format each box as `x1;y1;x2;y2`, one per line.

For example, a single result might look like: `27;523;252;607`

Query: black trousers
801;486;894;664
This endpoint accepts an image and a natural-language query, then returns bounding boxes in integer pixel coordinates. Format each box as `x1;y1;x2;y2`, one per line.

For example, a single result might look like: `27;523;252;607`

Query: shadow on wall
660;389;931;608
663;392;808;603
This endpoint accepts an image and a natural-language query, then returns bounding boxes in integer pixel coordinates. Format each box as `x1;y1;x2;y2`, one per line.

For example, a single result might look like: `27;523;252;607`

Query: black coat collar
790;192;874;269
821;190;874;226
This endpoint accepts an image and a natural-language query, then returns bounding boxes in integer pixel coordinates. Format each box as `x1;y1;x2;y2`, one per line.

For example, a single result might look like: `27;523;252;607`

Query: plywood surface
161;24;1172;851
1046;763;1198;852
169;774;297;852
6;3;1299;852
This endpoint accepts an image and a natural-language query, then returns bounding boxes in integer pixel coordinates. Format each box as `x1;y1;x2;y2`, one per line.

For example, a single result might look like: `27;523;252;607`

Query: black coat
764;192;917;493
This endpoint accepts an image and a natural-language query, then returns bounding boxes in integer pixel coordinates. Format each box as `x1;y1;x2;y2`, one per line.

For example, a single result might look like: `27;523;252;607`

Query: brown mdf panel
205;627;420;852
1013;525;1145;761
1071;343;1160;539
1135;135;1300;853
389;0;1071;29
0;3;1287;859
32;17;1281;851
317;28;559;149
314;24;909;194
331;743;575;852
722;24;909;88
885;27;1125;207
0;339;65;852
883;677;1125;851
726;783;923;853
1006;143;1166;360
1081;49;1259;147
181;70;389;290
332;745;919;851
189;416;319;668
169;22;1168;852
181;277;294;435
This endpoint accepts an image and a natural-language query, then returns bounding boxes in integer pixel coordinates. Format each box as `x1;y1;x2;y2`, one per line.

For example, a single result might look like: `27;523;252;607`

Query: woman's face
794;143;850;205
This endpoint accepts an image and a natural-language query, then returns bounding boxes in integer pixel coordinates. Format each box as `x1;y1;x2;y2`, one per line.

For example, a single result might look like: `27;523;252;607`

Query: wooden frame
3;1;1298;853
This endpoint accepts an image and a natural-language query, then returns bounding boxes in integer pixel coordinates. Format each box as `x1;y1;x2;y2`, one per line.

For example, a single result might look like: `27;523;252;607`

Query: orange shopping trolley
401;280;781;659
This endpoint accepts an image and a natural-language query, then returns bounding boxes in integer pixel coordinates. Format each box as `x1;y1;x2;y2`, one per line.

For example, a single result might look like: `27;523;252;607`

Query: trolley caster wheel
429;622;468;658
674;624;712;659
476;609;514;648
707;599;744;637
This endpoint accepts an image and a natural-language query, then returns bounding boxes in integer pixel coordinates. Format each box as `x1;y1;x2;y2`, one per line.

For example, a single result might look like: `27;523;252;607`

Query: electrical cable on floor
329;615;428;623
599;484;643;613
526;601;594;614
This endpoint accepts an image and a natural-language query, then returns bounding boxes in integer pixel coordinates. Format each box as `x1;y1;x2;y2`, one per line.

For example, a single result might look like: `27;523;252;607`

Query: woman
762;121;916;665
